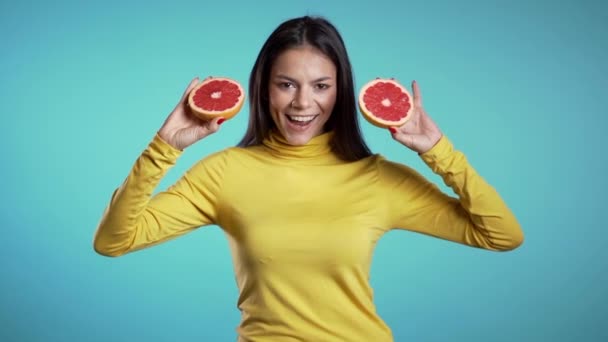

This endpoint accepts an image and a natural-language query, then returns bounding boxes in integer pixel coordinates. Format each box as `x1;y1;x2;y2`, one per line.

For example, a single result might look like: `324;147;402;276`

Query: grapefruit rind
187;77;245;121
358;78;414;129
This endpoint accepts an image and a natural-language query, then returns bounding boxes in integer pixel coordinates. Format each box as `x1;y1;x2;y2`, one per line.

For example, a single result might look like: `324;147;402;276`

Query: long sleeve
93;133;227;257
378;135;524;251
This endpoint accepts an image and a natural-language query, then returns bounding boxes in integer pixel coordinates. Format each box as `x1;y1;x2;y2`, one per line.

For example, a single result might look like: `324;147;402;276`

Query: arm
379;135;524;251
382;80;523;251
93;77;231;257
93;133;226;257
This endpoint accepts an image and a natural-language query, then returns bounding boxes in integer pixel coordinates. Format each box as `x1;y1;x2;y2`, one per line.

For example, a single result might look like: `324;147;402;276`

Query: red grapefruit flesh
188;77;245;121
358;78;414;128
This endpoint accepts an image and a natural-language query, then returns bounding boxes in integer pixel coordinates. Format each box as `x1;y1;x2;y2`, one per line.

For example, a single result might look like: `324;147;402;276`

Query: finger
389;128;407;143
209;116;226;133
393;132;422;149
196;116;226;138
179;77;200;103
412;80;423;108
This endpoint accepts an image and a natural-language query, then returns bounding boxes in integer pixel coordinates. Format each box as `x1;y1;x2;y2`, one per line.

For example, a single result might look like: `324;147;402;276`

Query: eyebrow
275;74;333;84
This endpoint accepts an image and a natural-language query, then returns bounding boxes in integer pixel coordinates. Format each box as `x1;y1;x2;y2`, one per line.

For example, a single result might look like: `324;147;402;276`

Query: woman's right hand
158;77;225;151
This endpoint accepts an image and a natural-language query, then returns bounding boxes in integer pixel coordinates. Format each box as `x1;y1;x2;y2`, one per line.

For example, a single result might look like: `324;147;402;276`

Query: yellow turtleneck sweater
94;130;523;341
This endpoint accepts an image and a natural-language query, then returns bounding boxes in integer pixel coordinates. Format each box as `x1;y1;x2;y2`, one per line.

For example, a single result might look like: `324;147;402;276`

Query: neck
261;129;337;161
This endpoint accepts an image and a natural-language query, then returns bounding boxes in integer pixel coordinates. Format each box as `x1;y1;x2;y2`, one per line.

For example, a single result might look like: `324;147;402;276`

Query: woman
94;16;523;342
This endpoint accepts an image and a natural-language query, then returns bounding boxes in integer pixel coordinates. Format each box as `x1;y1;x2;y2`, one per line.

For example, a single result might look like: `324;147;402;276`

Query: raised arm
93;77;228;257
379;139;523;251
380;80;523;251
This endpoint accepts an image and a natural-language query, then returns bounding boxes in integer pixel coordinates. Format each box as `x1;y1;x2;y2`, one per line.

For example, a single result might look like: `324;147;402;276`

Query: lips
284;113;319;129
285;114;318;123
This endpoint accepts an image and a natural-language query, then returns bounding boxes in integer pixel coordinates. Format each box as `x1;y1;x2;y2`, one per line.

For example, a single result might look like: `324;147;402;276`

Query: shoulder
189;145;267;171
371;154;428;184
185;147;234;176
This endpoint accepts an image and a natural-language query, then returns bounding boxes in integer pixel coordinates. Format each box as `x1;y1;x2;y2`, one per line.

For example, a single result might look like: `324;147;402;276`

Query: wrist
418;134;443;155
156;130;183;151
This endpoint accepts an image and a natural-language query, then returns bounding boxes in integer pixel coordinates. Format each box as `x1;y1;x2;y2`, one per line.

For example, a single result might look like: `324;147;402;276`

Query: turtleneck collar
261;129;335;160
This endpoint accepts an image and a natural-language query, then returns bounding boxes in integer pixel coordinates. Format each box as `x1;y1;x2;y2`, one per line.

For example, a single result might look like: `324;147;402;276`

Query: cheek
320;91;337;113
268;89;282;120
269;88;289;109
268;89;290;126
268;88;278;110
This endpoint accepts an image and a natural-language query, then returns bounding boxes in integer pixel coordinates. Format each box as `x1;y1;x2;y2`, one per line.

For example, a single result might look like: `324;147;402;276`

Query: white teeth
287;115;316;122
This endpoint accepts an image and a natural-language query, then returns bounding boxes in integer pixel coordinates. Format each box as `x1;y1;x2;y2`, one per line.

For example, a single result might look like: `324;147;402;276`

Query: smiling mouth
285;114;318;125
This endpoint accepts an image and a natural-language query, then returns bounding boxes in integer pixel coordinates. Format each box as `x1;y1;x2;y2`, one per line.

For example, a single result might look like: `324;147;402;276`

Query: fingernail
389;127;397;134
217;118;226;125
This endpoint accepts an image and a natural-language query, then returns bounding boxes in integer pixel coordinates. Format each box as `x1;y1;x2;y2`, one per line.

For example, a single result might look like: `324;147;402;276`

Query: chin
273;113;328;146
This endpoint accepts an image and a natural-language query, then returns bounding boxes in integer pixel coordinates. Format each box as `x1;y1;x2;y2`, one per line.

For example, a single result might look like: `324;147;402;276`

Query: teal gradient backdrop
1;0;606;341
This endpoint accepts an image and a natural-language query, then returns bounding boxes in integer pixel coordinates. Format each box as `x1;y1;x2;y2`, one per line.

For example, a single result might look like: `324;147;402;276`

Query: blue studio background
1;0;606;341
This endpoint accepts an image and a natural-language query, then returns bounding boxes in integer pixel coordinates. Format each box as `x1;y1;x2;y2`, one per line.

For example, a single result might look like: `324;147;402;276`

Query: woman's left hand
389;80;443;154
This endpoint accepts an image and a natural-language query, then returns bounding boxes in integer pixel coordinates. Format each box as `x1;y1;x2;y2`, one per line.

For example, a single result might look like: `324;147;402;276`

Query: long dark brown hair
237;16;372;161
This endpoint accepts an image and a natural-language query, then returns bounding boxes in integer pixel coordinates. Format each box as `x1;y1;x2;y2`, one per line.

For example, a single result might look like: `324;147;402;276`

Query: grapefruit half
358;78;414;128
188;77;245;121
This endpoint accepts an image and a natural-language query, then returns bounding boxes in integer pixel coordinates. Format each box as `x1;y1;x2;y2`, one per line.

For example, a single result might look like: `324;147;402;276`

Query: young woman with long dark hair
94;16;523;341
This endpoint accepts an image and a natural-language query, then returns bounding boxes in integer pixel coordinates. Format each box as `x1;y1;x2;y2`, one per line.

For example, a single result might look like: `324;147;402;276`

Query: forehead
271;46;336;78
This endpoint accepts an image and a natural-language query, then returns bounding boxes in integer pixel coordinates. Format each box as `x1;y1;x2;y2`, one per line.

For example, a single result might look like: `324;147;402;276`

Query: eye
315;83;330;90
278;82;295;89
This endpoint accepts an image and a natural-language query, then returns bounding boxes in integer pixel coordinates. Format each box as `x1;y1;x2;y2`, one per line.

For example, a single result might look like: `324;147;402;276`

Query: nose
292;86;312;109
